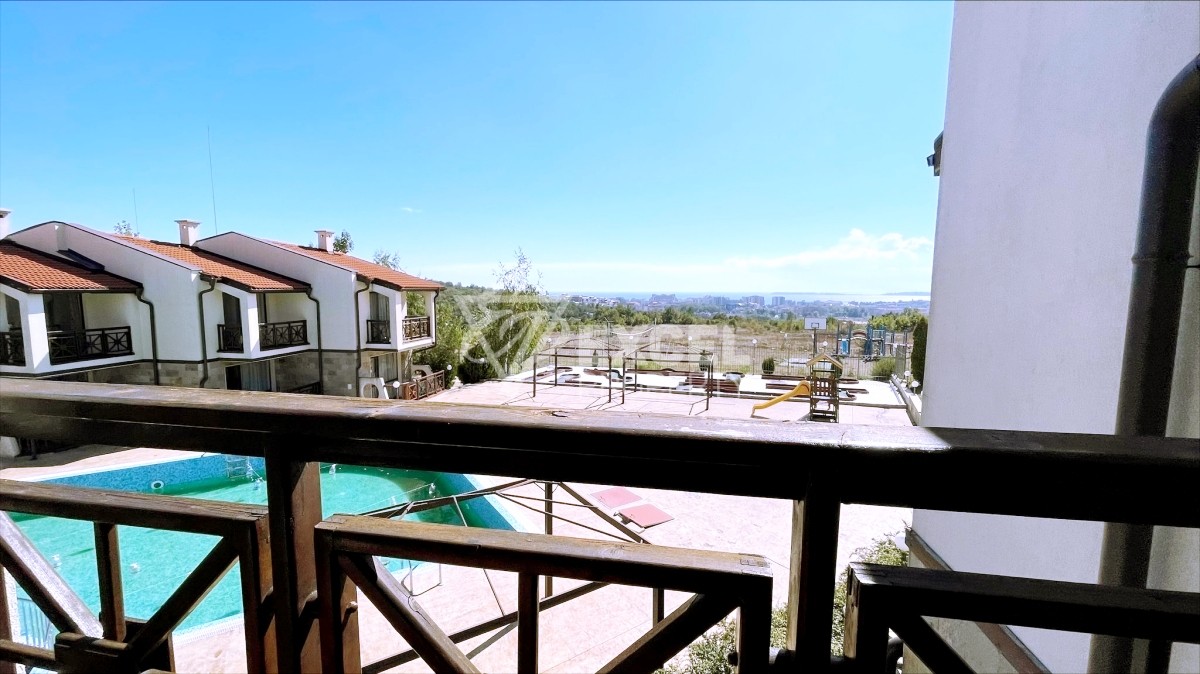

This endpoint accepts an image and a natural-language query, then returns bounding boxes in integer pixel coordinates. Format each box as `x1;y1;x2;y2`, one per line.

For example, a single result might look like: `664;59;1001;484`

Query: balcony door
223;293;242;328
219;292;245;352
44;293;84;333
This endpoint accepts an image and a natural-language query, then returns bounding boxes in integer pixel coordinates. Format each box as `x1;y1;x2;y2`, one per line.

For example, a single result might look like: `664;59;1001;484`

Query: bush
870;356;896;379
761;357;775;374
456;344;497;384
911;316;928;386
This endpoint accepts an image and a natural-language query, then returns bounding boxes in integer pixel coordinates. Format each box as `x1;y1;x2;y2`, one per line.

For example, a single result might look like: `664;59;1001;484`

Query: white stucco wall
198;234;358;350
917;2;1199;672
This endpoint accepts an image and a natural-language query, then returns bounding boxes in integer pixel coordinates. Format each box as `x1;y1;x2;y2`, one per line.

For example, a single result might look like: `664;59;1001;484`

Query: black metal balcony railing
0;332;24;366
402;316;431;340
366;319;390;344
45;327;133;365
217;324;244;352
0;380;1196;674
259;320;307;350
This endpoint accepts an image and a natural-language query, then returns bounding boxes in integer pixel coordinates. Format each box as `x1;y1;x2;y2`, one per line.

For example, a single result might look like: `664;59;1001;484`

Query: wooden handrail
2;380;1196;526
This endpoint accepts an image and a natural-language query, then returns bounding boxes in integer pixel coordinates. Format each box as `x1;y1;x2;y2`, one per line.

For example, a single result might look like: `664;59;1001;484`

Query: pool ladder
225;455;251;480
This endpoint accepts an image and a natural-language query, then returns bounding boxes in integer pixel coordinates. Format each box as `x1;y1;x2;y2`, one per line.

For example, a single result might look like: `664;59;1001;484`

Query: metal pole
1091;55;1199;674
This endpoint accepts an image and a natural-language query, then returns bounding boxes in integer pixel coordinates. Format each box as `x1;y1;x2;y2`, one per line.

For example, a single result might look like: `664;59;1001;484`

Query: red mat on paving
590;487;642;510
617;503;675;528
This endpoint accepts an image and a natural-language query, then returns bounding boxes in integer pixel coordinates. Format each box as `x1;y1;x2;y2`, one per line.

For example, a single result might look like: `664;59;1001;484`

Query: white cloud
400;206;421;214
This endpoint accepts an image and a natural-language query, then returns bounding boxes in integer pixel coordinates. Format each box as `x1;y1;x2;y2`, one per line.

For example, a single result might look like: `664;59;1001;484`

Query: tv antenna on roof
207;125;220;235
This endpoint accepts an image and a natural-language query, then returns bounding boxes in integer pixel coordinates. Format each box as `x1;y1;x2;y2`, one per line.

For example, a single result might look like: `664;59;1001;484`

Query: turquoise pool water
12;463;499;633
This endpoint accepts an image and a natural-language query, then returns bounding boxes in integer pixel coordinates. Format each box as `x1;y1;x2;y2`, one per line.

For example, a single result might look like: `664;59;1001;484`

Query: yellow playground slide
751;380;811;415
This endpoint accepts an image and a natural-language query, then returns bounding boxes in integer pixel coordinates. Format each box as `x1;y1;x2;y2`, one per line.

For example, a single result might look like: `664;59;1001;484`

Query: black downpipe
1092;54;1200;673
197;276;218;388
134;288;160;385
354;279;371;394
306;288;323;393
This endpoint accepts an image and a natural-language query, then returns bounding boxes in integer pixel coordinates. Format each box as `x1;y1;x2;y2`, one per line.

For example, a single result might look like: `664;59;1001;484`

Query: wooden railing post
264;446;327;672
93;523;126;642
518;572;539;674
315;527;360;674
543;481;554;598
786;483;841;672
238;516;279;674
0;571;15;674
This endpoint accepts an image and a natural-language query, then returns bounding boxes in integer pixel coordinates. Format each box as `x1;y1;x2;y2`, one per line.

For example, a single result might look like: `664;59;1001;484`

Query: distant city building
744;295;765;306
771;296;786;306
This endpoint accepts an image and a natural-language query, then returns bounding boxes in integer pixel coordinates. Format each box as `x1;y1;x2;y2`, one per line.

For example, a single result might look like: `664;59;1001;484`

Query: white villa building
197;229;442;398
0;215;443;398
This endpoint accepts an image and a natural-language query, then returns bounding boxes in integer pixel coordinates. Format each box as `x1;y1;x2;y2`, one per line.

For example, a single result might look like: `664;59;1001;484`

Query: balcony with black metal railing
402;315;431;341
366;319;390;344
45;326;133;365
217;324;244;353
258;320;307;350
0;332;24;366
0;380;1196;674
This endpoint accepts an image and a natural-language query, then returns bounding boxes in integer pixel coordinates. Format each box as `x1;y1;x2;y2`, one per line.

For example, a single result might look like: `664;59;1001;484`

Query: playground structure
750;353;844;421
806;353;842;422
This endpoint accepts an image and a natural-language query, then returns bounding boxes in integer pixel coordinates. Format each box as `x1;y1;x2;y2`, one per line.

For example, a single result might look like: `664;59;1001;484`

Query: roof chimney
316;229;335;253
176;219;201;247
0;209;10;239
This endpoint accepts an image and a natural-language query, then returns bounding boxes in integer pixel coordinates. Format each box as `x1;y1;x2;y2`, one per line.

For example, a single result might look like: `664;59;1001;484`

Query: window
257;293;269;323
226;361;272;392
369;291;389;321
44;293;84;333
4;295;19;331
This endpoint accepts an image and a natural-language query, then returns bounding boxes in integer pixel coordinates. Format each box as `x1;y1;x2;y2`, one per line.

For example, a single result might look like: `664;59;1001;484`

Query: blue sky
0;1;951;293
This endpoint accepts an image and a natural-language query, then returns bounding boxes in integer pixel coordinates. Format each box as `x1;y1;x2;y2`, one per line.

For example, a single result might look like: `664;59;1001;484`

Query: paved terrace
1;380;912;672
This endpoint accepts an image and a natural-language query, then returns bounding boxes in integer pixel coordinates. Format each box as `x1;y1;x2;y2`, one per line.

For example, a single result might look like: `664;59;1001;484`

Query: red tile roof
117;237;308;292
272;242;444;291
0;241;141;292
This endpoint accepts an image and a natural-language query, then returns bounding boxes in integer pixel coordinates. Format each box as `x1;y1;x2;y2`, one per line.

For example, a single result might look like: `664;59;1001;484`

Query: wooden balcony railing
46;327;133;365
0;380;1197;674
0;479;272;673
259;320;307;350
402;370;445;400
365;319;390;344
0;332;24;367
402;316;430;341
216;324;243;353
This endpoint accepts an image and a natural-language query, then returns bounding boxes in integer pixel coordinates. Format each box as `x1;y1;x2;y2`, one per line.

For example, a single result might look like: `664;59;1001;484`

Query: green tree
372;249;401;269
414;293;465;381
477;249;548;375
333;230;354;253
911;315;928;386
113;220;136;236
457;343;497;384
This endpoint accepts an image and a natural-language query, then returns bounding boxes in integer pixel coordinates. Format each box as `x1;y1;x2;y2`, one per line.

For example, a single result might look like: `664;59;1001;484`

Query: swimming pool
10;457;513;635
